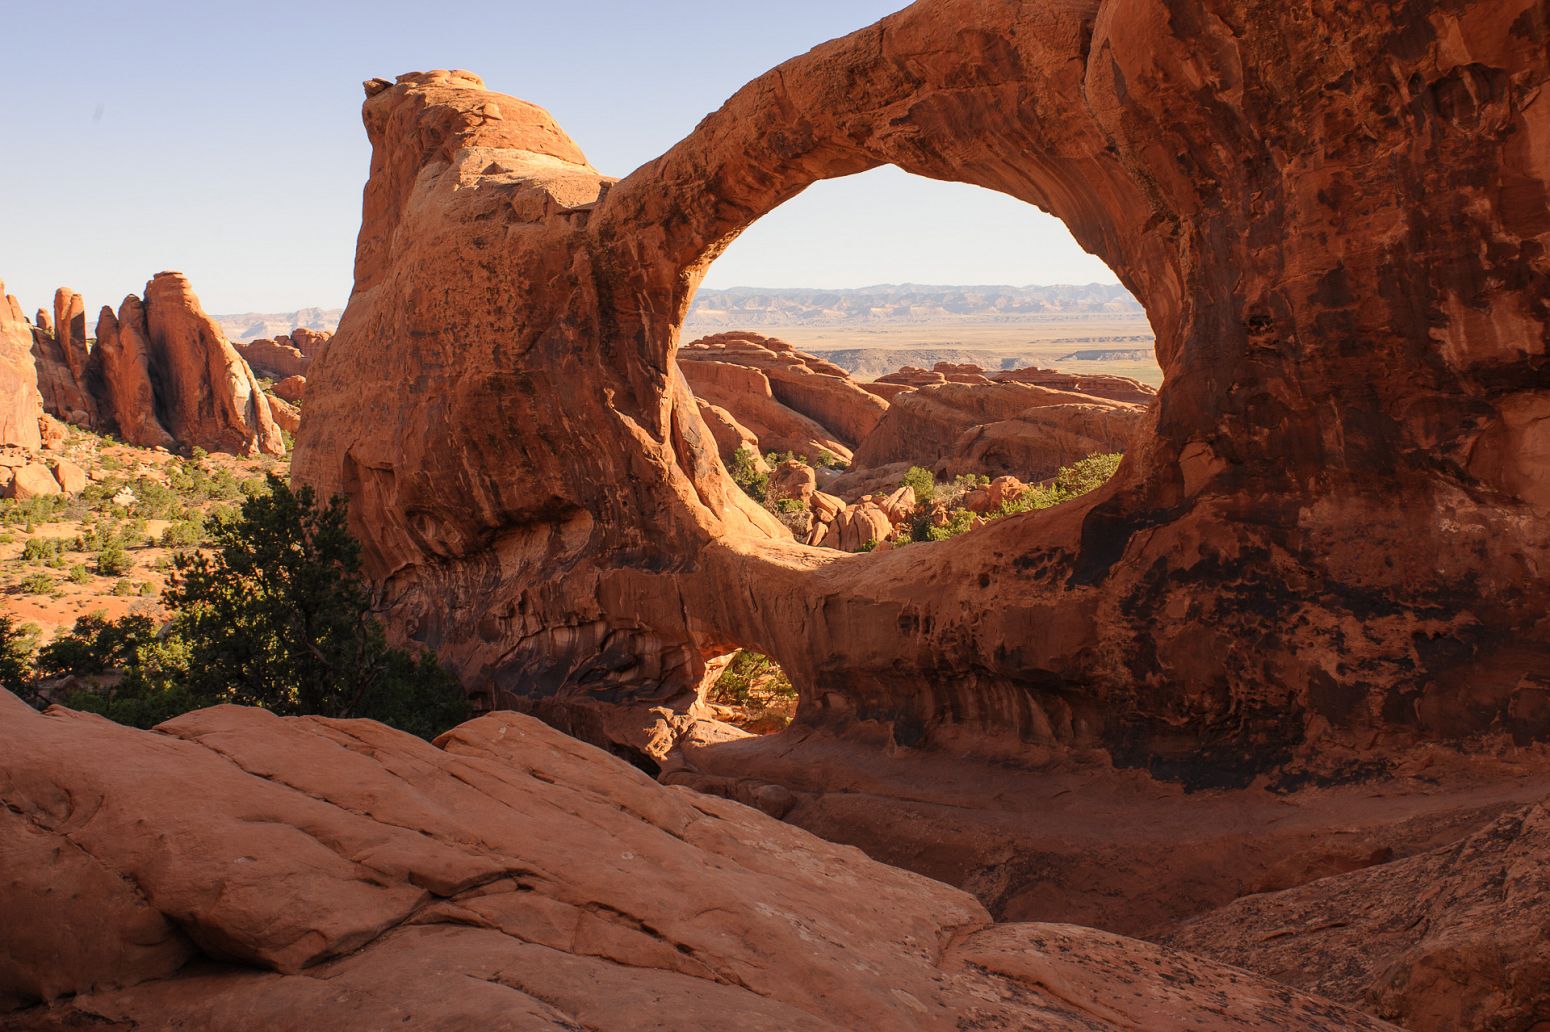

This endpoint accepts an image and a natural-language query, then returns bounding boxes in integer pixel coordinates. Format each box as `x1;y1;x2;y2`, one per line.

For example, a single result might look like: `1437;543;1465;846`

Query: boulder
267;394;301;434
766;459;817;507
272;374;307;403
0;695;1395;1031
49;458;87;494
0;286;45;450
8;462;61;499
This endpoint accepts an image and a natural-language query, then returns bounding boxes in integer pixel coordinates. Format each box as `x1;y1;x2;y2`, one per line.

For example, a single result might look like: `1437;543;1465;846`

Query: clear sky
1;0;1119;316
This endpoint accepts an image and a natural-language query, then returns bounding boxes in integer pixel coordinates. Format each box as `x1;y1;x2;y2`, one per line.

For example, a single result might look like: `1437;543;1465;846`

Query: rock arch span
294;0;1550;786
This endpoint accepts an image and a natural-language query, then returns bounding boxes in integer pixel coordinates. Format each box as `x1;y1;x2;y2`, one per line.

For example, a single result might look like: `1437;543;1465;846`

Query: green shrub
96;542;132;577
926;509;975;541
0;616;40;702
159;518;205;549
67;563;90;584
812;448;847;470
708;651;795;709
111;579;135;596
901;466;936;503
18;573;57;596
21;537;65;563
728;447;768;503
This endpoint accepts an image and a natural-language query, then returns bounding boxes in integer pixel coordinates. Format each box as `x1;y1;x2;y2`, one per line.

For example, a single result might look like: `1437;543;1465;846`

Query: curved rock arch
295;0;1550;785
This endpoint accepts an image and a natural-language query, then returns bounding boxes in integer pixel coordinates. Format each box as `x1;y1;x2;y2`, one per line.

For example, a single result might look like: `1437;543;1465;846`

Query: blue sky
1;0;1119;315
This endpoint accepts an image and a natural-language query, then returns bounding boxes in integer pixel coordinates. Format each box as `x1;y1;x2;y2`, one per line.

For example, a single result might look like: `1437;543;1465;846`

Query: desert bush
729;447;769;503
901;466;936;502
159;518;205;549
96;542;132;577
21;537;65;564
18;572;57;595
0;617;40;703
67;563;90;584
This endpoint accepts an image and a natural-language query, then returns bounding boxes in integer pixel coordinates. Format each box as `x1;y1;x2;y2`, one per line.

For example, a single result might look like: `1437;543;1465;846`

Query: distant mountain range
684;283;1141;328
213;307;343;343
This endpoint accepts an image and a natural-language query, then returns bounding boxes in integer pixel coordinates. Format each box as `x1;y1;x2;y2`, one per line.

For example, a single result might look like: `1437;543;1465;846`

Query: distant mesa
213;306;342;343
1057;348;1154;362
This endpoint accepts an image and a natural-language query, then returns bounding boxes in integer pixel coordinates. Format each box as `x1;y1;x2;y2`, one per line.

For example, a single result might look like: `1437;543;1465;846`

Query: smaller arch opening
704;650;798;735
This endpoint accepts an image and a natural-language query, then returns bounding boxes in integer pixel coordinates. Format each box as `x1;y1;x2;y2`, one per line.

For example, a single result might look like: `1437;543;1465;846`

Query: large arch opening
670;166;1163;737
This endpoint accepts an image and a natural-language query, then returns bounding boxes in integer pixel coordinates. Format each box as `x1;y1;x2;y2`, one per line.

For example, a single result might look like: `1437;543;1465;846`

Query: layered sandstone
0;693;1395;1031
679;332;889;460
0;285;45;450
297;0;1550;790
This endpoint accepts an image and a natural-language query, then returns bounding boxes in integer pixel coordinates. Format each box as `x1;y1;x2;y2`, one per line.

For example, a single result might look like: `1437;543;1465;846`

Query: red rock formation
297;0;1550;791
993;366;1157;406
234;337;305;379
1167;800;1550;1032
267;393;301;434
28;287;97;428
0;693;1395;1031
272;373;307;403
132;272;285;457
694;397;762;465
680;332;889;456
93;300;175;449
52;288;90;385
679;354;857;462
0;285;45;450
853;380;1144;480
872;362;994;391
32;309;50;335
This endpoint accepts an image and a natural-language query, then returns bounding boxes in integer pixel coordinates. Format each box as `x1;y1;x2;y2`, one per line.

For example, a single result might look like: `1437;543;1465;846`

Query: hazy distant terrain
214;307;343;342
210;284;1161;385
684;283;1142;329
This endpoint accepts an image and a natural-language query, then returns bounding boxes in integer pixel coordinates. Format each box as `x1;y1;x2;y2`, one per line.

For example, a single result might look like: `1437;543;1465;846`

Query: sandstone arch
295;0;1550;786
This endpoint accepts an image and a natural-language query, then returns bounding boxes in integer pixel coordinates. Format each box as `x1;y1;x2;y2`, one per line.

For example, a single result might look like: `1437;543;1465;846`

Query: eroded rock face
93;300;175;449
28;287;97;428
133;272;286;457
0;693;1396;1031
297;0;1550;786
1167;800;1550;1032
679;332;889;457
0;286;45;450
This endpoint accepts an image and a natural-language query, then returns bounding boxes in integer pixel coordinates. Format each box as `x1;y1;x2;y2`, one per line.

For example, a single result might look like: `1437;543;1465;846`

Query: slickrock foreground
296;0;1550;788
0;693;1395;1031
1166;800;1550;1031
